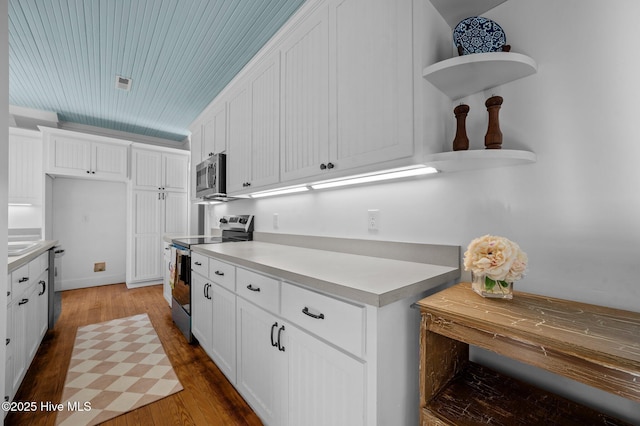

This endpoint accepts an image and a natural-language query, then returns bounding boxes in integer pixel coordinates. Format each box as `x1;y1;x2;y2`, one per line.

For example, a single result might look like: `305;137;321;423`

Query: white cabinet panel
162;242;172;306
92;141;128;179
285;324;365;426
132;149;163;189
280;5;330;181
133;190;162;235
48;135;92;175
330;0;414;168
163;192;188;235
192;272;213;355
210;283;237;383
227;85;252;193
132;235;162;281
163;153;189;192
8;129;43;205
203;104;227;158
236;298;286;426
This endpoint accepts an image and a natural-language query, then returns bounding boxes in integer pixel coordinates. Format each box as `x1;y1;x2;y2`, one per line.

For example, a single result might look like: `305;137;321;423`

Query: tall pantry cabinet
128;147;189;285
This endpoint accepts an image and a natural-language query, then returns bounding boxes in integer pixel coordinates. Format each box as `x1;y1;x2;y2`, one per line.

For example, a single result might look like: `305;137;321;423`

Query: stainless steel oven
171;214;254;343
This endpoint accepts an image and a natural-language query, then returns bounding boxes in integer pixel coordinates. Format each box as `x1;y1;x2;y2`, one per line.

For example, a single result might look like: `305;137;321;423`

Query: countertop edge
8;240;58;273
191;244;460;307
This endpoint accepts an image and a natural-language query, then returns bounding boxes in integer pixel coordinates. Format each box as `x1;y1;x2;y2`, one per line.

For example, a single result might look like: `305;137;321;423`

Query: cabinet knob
86;170;90;174
327;162;335;169
320;163;326;170
91;171;96;174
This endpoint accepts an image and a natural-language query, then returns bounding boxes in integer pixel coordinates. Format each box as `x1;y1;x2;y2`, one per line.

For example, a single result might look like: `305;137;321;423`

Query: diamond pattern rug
56;313;183;426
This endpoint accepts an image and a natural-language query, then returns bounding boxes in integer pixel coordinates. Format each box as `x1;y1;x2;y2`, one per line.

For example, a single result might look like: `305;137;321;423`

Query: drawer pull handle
270;322;278;347
18;298;29;306
214;270;224;276
18;277;29;283
277;325;285;352
5;338;9;346
39;280;46;296
302;307;325;320
194;261;202;266
246;284;261;292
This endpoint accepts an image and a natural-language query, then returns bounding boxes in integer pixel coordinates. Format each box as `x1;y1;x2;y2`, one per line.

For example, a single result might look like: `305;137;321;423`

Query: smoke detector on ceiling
115;75;132;91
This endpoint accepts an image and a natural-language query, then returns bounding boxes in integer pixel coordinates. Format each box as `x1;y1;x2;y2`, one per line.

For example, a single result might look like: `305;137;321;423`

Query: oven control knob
219;218;228;224
239;217;247;224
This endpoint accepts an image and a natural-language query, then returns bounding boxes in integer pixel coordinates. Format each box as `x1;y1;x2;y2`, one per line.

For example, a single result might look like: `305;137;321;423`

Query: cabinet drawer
11;264;31;300
209;258;236;292
236;268;279;313
29;252;48;279
191;252;209;277
281;283;364;357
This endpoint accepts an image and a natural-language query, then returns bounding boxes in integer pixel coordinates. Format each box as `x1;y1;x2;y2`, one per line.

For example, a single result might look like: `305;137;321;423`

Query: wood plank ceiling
8;0;305;142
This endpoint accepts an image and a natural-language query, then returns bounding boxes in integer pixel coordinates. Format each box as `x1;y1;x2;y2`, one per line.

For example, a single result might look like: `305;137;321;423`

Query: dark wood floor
5;283;263;426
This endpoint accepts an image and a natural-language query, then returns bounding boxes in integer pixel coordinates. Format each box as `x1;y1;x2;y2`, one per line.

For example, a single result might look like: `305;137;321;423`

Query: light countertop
192;241;459;307
8;240;58;273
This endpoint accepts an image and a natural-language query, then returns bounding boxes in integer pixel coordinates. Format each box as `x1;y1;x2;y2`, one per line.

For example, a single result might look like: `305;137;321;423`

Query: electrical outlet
94;262;106;272
273;213;279;229
368;209;380;231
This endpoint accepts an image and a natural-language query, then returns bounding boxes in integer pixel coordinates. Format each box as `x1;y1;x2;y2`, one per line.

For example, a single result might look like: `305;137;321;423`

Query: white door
132;149;163;190
210;283;237;384
191;273;213;355
285;324;365;426
131;190;162;281
162;243;172;306
35;273;48;339
236;298;287;425
280;5;330;182
92;141;128;180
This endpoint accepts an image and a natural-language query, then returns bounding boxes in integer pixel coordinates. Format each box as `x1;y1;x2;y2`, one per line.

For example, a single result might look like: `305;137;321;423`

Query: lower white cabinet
236;298;287;425
162;242;172;306
192;273;213;354
5;252;50;405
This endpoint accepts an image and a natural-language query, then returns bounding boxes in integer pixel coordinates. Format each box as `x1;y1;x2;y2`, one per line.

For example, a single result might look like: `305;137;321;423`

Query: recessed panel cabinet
8;128;43;205
42;128;129;181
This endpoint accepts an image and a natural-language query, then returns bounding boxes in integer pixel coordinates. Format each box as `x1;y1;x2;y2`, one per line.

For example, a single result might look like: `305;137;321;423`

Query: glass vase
471;272;513;299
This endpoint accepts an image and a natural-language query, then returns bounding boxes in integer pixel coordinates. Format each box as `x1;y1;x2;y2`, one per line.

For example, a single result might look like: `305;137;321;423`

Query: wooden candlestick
485;95;503;149
452;104;470;151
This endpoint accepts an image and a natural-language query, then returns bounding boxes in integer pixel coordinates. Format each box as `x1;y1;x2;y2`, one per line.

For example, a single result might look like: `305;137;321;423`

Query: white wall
52;178;126;289
207;0;640;422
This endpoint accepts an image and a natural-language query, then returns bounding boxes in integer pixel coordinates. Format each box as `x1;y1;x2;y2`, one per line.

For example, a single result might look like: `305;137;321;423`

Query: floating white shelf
428;0;508;28
424;149;536;173
423;52;537;100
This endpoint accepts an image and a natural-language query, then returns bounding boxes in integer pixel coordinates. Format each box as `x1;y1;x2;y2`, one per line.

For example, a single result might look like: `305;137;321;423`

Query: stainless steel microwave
196;154;226;199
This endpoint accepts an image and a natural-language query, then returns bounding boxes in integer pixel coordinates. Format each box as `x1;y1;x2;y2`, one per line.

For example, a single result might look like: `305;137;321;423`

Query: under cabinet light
8;203;33;206
250;186;309;198
310;166;438;190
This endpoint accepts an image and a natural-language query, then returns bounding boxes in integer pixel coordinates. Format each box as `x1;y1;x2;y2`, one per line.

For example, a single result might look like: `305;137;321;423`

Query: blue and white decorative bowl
453;16;506;55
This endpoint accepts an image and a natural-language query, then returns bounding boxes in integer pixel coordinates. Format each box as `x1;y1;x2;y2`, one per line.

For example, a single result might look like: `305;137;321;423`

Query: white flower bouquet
463;235;528;297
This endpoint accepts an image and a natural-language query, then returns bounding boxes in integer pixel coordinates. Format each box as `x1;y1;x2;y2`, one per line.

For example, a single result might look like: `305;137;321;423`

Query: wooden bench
415;282;640;425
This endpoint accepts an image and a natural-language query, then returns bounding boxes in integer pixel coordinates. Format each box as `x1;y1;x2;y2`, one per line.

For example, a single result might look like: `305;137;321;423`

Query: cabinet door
280;6;330;182
47;135;92;176
249;53;281;189
92;141;128;180
132;149;163;189
202;104;227;158
210;283;236;384
35;273;49;340
226;84;252;193
162;242;172;306
191;124;204;166
5;302;14;403
163;153;189;192
236;298;287;426
285;324;365;426
192;273;213;355
8;129;43;205
330;0;414;169
163;191;188;235
131;190;163;281
11;291;31;394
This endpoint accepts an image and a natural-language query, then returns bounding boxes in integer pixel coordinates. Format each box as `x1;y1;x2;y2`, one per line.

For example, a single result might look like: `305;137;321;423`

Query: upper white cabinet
227;53;281;193
329;0;414;170
131;148;189;192
280;5;330;182
8;128;43;205
42;127;129;181
191;103;227;166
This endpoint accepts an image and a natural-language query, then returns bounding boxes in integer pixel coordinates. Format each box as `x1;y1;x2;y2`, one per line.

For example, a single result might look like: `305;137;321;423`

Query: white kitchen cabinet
131;148;189;192
8;128;43;205
284;323;365;426
4;301;14;405
162;242;172;306
128;147;188;286
191;272;213;355
203;104;227;158
279;5;330;182
236;297;287;426
227;53;281;194
328;0;414;170
10;293;30;400
34;272;49;341
209;282;237;383
42;128;129;181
